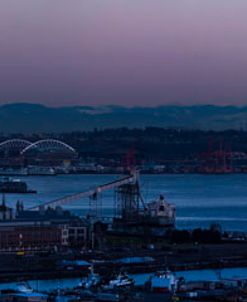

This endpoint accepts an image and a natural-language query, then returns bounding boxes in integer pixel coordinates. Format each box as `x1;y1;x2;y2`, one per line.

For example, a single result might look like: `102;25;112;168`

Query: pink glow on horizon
0;0;247;106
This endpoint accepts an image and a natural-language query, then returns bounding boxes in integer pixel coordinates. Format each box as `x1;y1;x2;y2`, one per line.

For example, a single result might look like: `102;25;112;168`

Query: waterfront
3;173;247;232
1;267;247;291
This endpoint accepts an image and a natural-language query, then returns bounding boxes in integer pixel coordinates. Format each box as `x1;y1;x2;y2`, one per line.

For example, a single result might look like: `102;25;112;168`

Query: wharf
0;242;247;282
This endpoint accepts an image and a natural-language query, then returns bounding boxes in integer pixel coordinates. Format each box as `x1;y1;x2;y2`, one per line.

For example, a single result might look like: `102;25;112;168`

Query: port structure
115;179;146;220
199;138;233;173
29;171;140;218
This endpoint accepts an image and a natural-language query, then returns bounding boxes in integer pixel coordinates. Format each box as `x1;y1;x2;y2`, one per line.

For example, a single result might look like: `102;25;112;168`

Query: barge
0;177;36;193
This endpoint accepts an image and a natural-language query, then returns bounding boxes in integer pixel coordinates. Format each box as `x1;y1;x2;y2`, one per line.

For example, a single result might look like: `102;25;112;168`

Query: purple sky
0;0;247;106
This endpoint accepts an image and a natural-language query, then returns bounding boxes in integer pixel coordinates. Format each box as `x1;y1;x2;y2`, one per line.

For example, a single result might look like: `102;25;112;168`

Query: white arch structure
20;139;76;155
0;139;32;151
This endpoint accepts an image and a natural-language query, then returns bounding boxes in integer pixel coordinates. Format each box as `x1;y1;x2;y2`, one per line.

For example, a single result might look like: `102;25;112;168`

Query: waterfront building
0;200;88;252
61;220;88;247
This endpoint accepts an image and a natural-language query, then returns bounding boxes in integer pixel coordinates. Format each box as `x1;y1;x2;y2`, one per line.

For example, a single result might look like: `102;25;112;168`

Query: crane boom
29;173;138;210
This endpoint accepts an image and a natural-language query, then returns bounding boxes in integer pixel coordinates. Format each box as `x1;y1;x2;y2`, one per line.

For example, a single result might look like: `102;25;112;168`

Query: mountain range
0;103;246;133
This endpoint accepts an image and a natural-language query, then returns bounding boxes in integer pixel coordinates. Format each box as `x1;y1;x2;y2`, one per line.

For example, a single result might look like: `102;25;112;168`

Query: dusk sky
0;0;247;107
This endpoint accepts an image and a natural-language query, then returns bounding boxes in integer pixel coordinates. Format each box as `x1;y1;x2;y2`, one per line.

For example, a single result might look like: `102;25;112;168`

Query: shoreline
1;242;247;283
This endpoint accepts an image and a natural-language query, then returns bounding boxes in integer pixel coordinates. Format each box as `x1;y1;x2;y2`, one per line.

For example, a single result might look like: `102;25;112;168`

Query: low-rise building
62;220;88;247
0;199;88;252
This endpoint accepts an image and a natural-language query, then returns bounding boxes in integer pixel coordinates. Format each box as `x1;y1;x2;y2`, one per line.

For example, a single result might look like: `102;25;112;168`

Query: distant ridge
0;103;246;133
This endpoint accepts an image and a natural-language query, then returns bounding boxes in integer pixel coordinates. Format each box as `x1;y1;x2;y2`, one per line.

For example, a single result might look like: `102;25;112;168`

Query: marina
2;267;247;301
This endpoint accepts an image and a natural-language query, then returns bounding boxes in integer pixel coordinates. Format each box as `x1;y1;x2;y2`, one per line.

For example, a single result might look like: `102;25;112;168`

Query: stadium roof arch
20;139;76;155
0;139;32;152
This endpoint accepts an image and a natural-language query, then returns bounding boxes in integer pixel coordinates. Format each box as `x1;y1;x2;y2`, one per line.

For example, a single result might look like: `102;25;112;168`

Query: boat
104;272;135;289
150;270;177;293
0;177;36;193
111;194;176;237
77;266;101;289
16;281;34;293
146;195;176;227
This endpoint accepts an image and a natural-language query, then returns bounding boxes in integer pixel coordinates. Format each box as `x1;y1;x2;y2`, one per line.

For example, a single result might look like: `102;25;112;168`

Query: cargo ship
111;182;176;237
0;177;36;193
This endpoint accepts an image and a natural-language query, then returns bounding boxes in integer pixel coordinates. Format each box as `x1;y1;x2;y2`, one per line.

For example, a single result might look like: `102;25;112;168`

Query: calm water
3;173;247;231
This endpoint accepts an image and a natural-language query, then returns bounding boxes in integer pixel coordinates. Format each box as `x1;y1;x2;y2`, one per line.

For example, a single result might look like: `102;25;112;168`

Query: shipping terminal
0;172;247;301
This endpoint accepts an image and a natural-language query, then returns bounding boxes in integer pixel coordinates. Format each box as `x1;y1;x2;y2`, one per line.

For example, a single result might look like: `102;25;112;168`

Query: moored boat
77;266;101;289
103;272;135;290
16;281;34;293
149;270;177;293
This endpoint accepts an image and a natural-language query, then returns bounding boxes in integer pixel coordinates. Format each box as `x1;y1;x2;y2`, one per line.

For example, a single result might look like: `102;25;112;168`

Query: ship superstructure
111;175;176;236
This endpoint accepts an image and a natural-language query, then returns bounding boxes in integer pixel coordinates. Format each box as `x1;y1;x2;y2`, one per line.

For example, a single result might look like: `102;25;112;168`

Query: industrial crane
29;171;139;211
